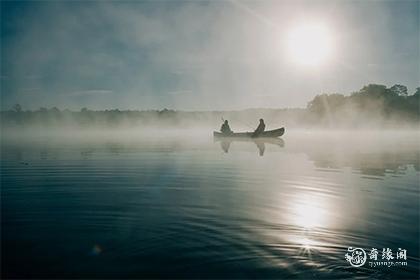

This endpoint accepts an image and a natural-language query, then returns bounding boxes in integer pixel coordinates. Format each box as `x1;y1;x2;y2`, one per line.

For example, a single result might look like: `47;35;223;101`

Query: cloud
167;90;192;95
70;90;113;96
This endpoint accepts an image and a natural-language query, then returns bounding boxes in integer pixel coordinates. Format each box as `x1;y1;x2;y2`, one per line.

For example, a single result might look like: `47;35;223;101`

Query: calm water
1;131;419;279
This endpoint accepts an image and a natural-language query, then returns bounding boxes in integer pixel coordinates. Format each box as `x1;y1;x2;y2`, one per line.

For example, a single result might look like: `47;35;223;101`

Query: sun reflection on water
283;191;337;256
292;193;331;229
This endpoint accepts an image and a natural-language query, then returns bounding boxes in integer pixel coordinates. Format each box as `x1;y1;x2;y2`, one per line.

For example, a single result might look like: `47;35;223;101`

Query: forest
1;84;419;129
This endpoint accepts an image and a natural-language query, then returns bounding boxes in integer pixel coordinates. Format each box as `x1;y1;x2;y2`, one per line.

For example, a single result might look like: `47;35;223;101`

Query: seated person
252;119;265;137
220;120;233;134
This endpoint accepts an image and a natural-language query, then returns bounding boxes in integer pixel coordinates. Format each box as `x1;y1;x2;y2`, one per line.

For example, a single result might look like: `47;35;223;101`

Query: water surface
1;131;419;279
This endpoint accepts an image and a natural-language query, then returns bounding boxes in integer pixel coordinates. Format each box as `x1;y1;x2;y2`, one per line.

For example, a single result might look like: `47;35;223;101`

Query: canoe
213;127;285;138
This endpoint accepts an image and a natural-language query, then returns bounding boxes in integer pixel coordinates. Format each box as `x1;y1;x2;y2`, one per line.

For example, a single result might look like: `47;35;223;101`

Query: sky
1;0;419;110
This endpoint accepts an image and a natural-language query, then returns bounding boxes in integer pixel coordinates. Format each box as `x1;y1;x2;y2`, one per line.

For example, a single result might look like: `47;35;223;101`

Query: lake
1;130;419;279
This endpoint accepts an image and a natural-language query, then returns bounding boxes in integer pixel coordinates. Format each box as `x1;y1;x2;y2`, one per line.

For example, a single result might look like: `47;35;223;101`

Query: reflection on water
216;138;285;156
1;131;419;279
292;193;330;229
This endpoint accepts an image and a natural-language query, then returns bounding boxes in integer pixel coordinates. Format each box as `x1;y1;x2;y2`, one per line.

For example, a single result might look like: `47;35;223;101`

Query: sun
286;23;333;67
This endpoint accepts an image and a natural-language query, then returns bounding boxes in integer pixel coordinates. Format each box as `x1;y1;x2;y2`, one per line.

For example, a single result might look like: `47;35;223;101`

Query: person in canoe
220;120;233;135
252;118;265;137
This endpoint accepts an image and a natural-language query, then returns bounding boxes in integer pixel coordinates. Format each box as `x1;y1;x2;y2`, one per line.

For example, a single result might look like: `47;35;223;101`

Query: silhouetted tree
13;104;22;113
358;84;389;98
307;83;420;126
1;84;419;128
390;84;408;97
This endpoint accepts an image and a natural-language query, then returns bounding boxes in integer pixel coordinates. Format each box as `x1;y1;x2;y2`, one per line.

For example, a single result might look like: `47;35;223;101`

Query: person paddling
220;120;233;134
252;119;265;137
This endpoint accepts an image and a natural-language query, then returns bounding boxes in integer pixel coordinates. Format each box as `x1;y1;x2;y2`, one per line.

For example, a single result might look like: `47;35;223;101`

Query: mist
2;83;419;135
1;1;419;110
2;1;420;279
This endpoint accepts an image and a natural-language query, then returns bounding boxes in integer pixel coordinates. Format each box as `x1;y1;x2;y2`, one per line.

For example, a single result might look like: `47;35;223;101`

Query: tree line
1;84;419;128
306;84;419;127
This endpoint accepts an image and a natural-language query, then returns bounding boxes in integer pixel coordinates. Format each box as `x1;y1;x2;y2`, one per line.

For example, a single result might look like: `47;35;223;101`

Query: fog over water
1;0;419;278
1;129;419;278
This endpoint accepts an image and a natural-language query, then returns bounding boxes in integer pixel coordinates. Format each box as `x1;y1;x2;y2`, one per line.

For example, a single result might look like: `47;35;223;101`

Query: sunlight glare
293;194;328;229
286;22;333;66
300;237;313;249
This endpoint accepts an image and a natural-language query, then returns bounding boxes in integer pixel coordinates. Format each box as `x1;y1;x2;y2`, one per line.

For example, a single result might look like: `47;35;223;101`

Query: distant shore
2;84;419;129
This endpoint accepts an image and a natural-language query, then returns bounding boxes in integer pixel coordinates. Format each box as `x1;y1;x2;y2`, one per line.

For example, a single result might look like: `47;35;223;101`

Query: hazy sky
1;0;419;110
